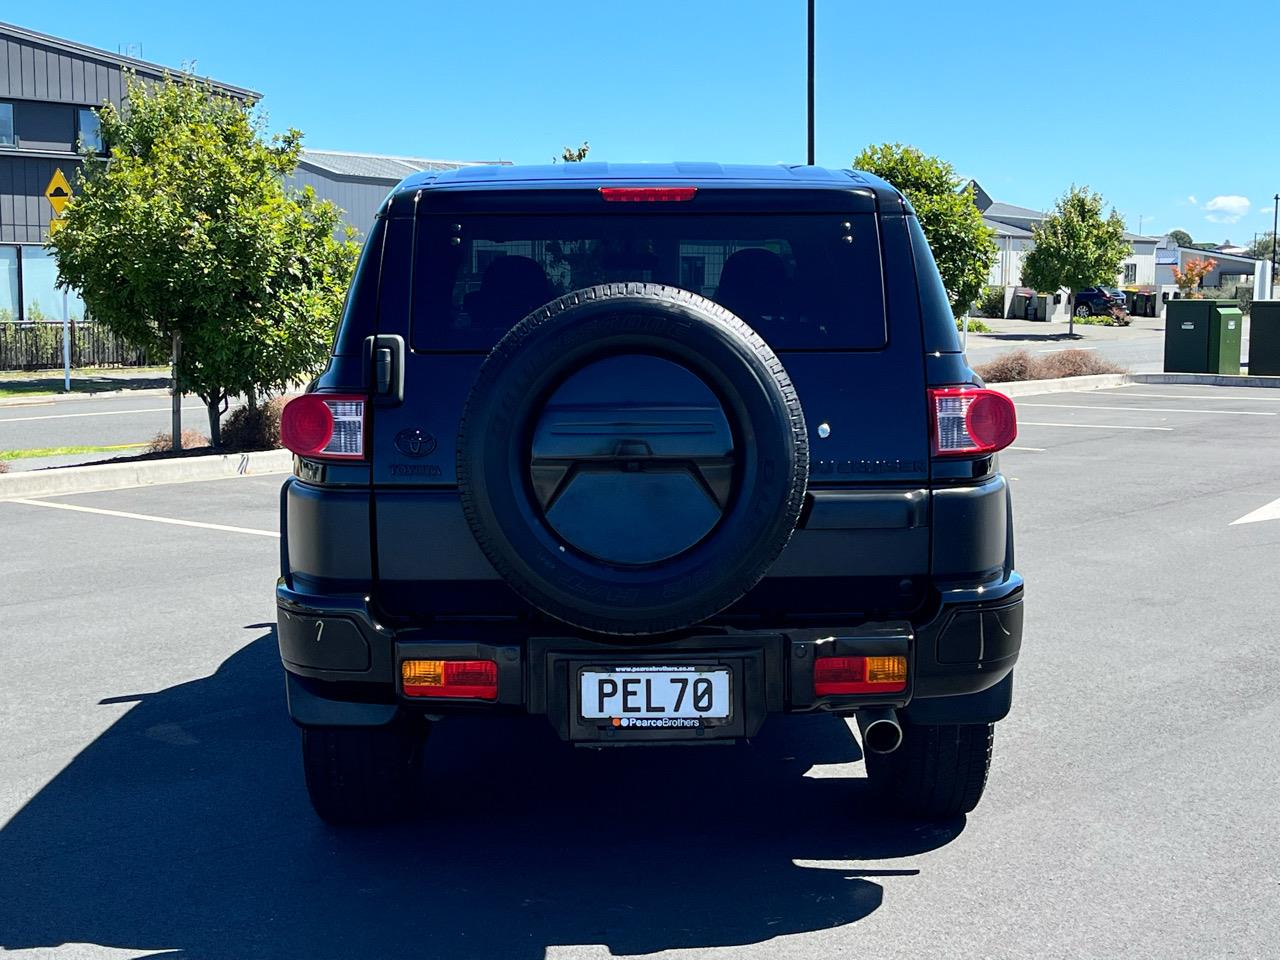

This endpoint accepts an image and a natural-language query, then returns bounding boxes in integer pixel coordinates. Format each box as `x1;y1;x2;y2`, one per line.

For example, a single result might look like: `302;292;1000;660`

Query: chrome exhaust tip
857;706;903;754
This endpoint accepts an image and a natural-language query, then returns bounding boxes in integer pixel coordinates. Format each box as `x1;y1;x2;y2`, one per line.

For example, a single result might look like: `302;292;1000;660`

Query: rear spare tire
457;283;808;636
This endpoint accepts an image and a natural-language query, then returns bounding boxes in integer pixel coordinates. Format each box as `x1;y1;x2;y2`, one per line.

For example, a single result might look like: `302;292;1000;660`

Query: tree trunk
171;331;182;452
246;386;259;412
206;396;223;448
1067;293;1075;338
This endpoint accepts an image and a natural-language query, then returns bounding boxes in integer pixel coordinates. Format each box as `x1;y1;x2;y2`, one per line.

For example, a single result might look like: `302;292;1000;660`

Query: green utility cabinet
1163;299;1242;374
1248;301;1280;376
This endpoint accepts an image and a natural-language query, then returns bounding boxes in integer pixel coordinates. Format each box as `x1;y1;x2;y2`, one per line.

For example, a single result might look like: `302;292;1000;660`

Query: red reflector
813;656;907;695
280;394;365;460
280;395;334;456
599;186;697;202
402;659;498;700
930;387;1017;456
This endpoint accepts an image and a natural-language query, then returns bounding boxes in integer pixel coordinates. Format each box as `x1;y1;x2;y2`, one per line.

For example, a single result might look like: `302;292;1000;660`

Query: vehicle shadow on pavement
0;629;965;959
971;332;1085;344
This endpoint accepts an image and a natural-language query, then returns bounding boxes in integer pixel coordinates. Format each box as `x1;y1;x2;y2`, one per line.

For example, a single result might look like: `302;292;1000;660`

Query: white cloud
1187;194;1198;205
1203;195;1250;223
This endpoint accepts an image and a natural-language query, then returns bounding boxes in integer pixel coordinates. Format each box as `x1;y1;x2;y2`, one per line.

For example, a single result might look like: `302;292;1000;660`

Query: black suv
276;164;1024;825
1074;286;1127;318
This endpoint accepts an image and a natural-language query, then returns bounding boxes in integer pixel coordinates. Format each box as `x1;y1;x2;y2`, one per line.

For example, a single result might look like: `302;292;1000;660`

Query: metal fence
0;321;153;371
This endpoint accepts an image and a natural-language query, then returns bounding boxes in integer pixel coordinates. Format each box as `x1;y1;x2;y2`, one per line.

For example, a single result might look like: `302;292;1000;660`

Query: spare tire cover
456;282;808;636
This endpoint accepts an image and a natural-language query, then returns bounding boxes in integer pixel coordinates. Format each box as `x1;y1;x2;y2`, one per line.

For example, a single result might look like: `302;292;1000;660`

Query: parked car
275;163;1025;826
1073;286;1127;318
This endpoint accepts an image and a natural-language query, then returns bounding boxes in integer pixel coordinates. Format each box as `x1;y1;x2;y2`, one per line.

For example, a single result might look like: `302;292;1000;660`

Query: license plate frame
576;663;736;733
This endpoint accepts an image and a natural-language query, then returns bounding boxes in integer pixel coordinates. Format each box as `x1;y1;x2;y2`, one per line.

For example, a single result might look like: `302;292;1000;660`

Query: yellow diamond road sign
45;168;72;216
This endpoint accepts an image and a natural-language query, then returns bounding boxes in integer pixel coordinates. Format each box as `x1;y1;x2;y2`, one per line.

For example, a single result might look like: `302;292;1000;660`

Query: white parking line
1008;445;1046;452
1111;391;1280;402
1018;421;1173;431
1231;496;1280;526
6;498;279;537
1036;346;1098;353
0;405;204;423
1018;402;1274;416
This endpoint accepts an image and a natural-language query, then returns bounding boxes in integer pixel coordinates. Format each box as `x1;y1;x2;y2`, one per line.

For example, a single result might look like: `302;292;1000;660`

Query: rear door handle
364;334;404;405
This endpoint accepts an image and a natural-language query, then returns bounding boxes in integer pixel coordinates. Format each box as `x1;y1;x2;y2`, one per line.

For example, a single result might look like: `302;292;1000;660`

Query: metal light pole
1272;194;1278;289
807;0;815;166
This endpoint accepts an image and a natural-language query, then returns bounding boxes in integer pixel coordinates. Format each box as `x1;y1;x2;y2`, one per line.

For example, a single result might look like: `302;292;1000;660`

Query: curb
0;386;173;407
989;371;1280;397
1128;372;1280;388
987;373;1129;397
0;448;293;500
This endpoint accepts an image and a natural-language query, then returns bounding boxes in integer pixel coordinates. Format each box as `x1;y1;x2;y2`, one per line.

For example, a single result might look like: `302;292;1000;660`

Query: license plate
579;666;731;722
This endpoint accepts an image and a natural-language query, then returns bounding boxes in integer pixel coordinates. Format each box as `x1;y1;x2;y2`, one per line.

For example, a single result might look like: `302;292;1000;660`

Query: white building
968;182;1159;317
1154;238;1261;290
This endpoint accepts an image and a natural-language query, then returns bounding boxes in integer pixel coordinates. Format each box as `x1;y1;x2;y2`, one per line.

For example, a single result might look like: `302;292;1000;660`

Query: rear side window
907;215;962;353
408;213;886;352
331;216;386;356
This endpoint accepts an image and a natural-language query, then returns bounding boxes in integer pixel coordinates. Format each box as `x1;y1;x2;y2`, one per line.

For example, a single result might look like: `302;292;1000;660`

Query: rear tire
301;718;428;825
1074;304;1092;318
865;721;993;820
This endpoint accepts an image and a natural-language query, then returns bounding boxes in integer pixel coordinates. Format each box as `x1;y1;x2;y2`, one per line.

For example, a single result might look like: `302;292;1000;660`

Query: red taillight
930;387;1017;456
280;394;365;460
813;656;908;696
599;186;697;202
402;659;498;700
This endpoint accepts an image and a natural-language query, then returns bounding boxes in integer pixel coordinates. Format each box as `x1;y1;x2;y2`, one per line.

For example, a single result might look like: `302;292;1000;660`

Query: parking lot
2;382;1278;960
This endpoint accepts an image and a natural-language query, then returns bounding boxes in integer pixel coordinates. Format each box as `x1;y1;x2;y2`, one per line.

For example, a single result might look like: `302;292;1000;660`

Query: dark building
290;150;510;239
0;20;255;322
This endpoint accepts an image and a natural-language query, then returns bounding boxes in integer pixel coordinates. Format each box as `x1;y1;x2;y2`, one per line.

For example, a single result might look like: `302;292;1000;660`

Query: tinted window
331;217;386;356
0;103;12;146
409;214;885;352
907;215;961;352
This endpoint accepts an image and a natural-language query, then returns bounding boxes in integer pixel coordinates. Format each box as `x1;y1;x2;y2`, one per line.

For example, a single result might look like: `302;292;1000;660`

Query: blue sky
17;0;1280;243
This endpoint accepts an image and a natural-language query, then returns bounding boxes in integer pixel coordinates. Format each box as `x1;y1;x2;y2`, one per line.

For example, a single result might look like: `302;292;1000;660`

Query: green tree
1167;229;1193;248
1247;232;1277;262
853;143;996;319
49;73;359;447
556;141;590;163
1020;185;1129;335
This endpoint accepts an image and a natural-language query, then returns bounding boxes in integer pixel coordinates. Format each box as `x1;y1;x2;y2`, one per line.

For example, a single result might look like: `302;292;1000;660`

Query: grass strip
0;442;148;460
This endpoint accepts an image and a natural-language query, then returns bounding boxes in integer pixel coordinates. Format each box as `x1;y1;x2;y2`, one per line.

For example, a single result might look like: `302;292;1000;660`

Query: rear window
408;214;885;352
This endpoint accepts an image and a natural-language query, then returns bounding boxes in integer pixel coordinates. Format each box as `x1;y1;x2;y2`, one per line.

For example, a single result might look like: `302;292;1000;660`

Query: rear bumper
277;569;1023;738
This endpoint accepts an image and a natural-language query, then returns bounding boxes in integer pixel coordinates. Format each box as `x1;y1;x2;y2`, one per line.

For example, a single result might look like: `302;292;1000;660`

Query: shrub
145;429;210;453
0;458;8;474
974;348;1125;382
220;396;288;452
977;285;1005;319
974;349;1034;383
957;316;991;333
1036;350;1125;379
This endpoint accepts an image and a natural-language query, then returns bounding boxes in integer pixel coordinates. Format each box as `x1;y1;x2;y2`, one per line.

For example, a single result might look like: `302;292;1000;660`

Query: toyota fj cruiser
276;163;1024;825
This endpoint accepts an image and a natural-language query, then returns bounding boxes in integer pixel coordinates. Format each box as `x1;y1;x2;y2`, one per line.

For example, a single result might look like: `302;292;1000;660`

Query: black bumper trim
276;571;1024;729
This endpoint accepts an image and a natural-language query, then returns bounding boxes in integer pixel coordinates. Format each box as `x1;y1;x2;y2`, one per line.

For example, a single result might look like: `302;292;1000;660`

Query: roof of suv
394;162;900;197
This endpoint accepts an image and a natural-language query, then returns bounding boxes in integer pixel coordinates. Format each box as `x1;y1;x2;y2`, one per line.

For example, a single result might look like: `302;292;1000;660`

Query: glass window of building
77;108;102;153
0;102;14;147
1;247;19;321
20;246;85;322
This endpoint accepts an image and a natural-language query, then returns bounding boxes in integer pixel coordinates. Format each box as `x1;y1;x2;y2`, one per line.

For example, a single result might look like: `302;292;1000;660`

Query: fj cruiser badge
394;428;437;458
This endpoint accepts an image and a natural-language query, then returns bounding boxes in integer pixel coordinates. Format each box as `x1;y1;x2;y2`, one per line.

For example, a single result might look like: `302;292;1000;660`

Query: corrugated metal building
291;150;510;238
0;20;256;322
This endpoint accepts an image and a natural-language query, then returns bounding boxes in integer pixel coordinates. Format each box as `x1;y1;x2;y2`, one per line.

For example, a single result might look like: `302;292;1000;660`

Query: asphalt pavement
1;382;1278;959
0;393;218;470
